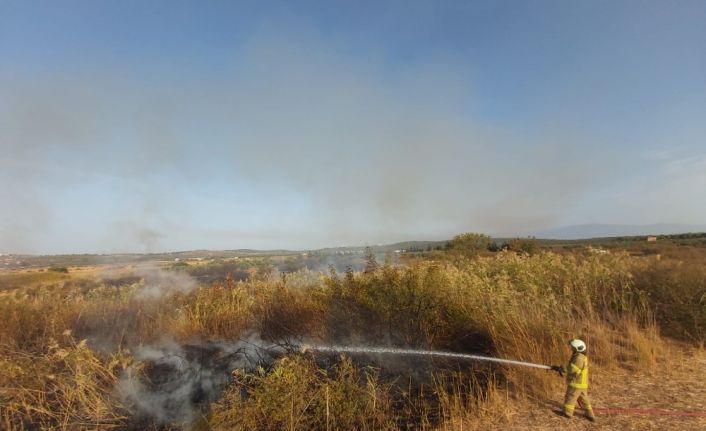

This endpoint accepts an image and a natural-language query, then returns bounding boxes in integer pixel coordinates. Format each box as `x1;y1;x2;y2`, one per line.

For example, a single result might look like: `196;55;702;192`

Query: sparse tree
364;246;378;273
488;241;503;252
446;233;492;257
506;237;539;255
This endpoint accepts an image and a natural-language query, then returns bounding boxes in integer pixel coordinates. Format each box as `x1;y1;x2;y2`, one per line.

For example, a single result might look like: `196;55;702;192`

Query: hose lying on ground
593;407;706;417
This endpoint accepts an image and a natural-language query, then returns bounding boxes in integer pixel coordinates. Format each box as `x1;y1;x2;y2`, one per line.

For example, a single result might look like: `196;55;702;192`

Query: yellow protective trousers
563;387;594;419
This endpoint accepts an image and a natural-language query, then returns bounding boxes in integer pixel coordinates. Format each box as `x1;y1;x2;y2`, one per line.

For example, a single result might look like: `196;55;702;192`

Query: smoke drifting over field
118;335;272;424
0;47;598;253
133;264;198;299
2;13;705;254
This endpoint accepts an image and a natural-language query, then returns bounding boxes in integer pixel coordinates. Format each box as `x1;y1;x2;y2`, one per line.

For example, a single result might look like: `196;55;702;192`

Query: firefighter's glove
550;365;564;377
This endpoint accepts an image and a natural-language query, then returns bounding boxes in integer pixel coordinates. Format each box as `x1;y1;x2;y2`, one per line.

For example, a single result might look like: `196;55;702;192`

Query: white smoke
118;334;275;425
0;23;625;254
133;264;197;300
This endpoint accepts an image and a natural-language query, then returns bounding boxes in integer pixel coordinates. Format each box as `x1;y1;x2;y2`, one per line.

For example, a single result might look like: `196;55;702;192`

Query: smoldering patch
133;264;198;299
117;336;278;425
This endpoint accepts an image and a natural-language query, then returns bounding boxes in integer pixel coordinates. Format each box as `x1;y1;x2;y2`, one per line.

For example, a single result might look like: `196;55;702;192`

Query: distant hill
311;240;448;254
529;224;706;240
7;226;706;270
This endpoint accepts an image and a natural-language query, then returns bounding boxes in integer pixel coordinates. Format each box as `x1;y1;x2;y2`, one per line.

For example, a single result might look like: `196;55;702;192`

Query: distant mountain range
526;224;706;240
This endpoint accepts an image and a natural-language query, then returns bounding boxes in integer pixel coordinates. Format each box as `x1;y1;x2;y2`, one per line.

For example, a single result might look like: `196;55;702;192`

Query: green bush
446;233;492;257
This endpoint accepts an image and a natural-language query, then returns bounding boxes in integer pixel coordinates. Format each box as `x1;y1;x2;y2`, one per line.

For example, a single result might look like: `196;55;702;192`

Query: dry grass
431;372;513;430
0;250;703;429
0;337;129;430
168;282;253;341
209;355;396;430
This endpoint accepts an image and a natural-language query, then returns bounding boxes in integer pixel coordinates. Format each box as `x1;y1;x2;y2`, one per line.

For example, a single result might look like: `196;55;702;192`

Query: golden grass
0;250;701;429
209;355;396;430
0;337;129;429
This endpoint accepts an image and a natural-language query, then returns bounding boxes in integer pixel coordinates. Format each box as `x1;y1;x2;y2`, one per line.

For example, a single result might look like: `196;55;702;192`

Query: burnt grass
127;330;499;429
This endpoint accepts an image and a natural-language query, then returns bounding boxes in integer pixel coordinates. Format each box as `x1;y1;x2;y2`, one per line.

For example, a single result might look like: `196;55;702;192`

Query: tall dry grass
209;355;395;430
0;250;701;429
0;335;129;429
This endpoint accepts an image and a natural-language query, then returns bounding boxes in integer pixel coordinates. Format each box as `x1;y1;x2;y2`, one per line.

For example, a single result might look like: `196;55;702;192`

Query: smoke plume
118;334;275;425
2;17;704;253
132;264;198;300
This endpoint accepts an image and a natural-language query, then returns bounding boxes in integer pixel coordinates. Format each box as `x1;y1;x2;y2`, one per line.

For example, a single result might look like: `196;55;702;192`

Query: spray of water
304;344;551;370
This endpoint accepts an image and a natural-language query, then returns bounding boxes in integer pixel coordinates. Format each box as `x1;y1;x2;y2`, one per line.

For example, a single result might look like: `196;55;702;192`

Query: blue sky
1;0;705;253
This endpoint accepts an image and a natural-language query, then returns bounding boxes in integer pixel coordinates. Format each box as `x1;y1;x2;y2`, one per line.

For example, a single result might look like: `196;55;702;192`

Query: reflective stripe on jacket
567;353;589;389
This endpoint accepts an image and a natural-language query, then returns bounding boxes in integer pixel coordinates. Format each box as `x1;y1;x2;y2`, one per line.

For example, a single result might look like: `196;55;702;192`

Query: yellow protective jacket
566;352;589;389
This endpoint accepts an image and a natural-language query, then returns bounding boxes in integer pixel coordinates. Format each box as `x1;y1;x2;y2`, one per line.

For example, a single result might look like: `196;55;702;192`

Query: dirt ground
494;347;706;430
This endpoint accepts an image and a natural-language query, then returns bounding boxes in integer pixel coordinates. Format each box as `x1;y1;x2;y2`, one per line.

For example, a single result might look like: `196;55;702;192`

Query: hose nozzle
550;365;565;377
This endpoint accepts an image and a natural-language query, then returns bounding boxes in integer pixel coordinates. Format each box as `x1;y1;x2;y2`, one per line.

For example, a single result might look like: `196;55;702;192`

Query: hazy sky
1;0;705;254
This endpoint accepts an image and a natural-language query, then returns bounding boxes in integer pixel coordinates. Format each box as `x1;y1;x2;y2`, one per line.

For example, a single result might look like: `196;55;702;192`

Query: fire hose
298;344;706;418
592;408;706;417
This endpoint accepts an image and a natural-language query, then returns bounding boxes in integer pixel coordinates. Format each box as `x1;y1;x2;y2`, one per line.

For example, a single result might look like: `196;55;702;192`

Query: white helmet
570;339;586;352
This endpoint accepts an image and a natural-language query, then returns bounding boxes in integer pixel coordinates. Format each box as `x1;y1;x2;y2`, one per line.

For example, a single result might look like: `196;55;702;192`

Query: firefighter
561;339;595;421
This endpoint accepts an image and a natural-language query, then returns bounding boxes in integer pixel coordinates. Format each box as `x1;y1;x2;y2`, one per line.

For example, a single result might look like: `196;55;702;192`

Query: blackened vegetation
305;345;499;428
120;261;503;428
121;340;278;426
247;262;502;428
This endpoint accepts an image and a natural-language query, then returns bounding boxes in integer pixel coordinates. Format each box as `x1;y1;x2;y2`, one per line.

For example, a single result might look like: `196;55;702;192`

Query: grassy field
1;239;705;430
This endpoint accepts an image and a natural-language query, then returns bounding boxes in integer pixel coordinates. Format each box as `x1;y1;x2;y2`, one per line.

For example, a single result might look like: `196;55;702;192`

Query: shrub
169;283;254;340
504;237;539;255
446;233;492;257
631;259;706;342
209;355;395;431
48;267;69;273
253;281;325;343
0;337;128;429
